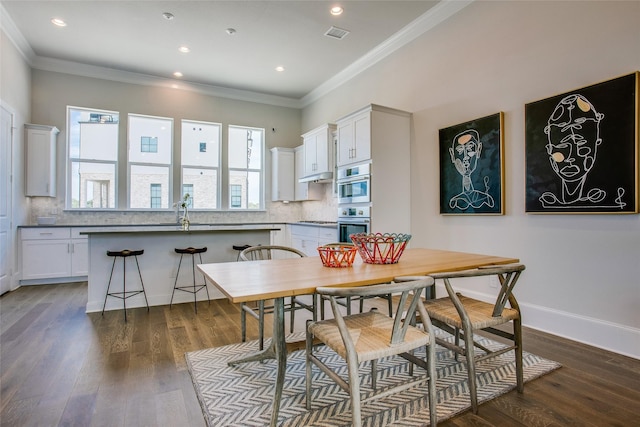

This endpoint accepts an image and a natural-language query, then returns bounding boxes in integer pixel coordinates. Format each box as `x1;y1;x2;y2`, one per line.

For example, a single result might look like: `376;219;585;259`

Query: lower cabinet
20;227;89;284
290;224;337;256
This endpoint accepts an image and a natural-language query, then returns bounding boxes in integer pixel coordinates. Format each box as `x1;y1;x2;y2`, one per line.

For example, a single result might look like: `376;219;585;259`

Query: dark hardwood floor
1;282;639;426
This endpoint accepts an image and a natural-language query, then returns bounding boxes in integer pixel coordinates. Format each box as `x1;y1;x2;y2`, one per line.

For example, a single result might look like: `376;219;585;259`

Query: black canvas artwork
525;72;639;214
439;113;504;215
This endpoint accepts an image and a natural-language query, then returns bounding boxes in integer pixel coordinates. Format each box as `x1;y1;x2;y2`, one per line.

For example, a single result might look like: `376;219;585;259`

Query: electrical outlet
489;276;499;288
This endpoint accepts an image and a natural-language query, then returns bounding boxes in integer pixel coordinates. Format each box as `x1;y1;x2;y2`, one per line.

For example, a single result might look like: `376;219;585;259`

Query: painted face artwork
541;94;606;206
448;129;494;210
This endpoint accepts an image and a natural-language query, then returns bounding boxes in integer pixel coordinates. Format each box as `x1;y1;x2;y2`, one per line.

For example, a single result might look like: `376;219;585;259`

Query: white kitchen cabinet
336;111;371;167
20;227;89;283
25;124;59;197
271;147;295;202
294;146;322;201
301;124;336;179
290;224;337;256
336;104;412;235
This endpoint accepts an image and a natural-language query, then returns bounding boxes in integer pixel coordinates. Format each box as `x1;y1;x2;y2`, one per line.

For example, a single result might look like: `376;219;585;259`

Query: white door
0;105;14;295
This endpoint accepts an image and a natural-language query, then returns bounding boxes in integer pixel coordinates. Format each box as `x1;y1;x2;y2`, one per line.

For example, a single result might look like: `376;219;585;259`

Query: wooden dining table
197;247;519;426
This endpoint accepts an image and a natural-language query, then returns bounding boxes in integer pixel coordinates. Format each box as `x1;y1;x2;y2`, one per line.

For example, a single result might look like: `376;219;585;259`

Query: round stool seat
107;249;144;257
232;244;251;252
175;247;207;255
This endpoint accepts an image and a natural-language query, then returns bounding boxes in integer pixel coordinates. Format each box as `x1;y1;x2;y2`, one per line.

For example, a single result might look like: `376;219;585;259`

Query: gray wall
28;70;310;225
302;0;640;358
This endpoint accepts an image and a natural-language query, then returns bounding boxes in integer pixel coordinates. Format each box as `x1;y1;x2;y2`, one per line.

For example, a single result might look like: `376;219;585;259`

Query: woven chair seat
424;294;519;329
309;311;430;363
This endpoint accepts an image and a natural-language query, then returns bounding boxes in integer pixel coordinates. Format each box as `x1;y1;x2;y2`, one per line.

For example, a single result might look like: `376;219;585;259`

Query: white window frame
227;125;265;210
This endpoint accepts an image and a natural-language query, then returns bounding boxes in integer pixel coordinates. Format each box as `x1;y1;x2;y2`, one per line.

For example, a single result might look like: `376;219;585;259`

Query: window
181;120;221;209
128;114;172;209
230;185;242;208
228;125;264;209
67;106;118;209
150;184;162;208
182;184;194;208
141;136;158;153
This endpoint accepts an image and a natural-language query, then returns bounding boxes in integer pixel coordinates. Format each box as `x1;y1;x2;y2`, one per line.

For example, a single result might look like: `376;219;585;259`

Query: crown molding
0;3;36;64
2;0;472;110
31;56;302;109
300;0;473;107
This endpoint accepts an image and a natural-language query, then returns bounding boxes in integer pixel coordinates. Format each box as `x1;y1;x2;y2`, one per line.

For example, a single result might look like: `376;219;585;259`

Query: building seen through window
67;107;263;210
67;106;118;209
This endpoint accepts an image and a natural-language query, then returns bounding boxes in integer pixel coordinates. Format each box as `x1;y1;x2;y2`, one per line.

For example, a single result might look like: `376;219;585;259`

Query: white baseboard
436;285;640;360
521;302;640;360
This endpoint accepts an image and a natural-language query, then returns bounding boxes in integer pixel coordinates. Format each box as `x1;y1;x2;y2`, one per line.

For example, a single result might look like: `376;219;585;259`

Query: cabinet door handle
39;232;53;236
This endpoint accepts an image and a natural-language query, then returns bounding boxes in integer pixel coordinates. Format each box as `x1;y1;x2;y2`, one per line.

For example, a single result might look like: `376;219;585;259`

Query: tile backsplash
28;185;338;225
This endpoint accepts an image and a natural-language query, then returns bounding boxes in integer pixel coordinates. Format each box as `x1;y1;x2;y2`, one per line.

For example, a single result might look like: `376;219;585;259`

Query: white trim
1;1;474;109
0;4;35;64
435;284;640;360
300;0;474;107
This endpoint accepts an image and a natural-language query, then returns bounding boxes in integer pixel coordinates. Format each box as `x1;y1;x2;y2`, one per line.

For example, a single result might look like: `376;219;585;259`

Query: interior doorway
0;104;14;295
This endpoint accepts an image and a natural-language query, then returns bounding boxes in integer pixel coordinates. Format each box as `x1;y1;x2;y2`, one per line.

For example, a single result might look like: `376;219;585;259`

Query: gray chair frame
425;263;525;414
239;245;316;350
306;277;437;427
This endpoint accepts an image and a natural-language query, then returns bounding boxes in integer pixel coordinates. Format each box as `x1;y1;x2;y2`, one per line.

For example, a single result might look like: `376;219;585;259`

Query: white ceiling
1;1;470;107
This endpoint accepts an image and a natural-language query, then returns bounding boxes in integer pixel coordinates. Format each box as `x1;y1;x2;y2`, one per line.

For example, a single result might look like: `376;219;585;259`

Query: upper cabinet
294;146;322;201
25;124;59;197
301;124;336;181
271;147;295;202
336;110;371;167
271;146;322;202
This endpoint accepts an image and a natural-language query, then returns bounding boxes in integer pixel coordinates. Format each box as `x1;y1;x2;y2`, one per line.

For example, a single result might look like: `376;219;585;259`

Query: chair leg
198;253;211;305
514;318;524;393
102;257;117;315
371;359;377;390
346;352;363;427
170;254;184;309
290;297;295;333
133;255;149;311
463;327;479;414
387;294;393;317
258;300;265;351
426;343;438;427
122;257;127;322
190;253;198;313
305;321;313;410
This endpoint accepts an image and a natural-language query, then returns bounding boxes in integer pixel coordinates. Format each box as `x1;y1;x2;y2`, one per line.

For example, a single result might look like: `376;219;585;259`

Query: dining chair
424;263;525;414
306;277;437;427
239;245;316;350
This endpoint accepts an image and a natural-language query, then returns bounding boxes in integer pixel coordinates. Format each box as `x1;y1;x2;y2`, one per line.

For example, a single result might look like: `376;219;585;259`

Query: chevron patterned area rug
186;333;561;426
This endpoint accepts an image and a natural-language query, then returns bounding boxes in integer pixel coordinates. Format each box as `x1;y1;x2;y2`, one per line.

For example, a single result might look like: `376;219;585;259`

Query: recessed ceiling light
226;28;236;35
162;12;174;20
330;6;343;16
173;72;183;78
178;46;190;53
51;18;67;27
275;66;285;72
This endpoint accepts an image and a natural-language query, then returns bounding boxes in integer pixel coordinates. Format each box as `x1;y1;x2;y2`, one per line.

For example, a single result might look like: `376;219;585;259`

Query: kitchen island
83;224;281;313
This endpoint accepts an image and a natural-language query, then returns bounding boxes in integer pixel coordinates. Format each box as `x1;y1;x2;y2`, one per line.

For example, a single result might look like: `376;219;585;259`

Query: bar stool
170;247;210;313
232;244;251;261
102;249;149;322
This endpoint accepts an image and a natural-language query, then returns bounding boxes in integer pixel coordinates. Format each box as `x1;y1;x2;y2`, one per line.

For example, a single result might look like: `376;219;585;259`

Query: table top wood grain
197;248;519;303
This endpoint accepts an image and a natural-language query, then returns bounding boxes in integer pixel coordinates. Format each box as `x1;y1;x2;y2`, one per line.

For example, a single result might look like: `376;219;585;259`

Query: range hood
298;171;333;183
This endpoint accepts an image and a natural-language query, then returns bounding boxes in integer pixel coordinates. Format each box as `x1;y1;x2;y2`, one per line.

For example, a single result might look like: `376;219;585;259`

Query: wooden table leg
226;297;286;427
271;297;286;427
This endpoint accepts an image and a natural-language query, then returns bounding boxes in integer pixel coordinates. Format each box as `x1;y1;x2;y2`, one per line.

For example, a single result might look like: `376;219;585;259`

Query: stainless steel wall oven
337;205;370;243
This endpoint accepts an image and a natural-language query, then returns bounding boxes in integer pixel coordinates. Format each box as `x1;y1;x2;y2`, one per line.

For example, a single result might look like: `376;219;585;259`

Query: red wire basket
317;244;358;268
349;233;412;264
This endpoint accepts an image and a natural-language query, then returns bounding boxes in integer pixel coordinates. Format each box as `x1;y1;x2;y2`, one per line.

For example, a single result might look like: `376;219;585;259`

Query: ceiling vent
324;26;350;40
